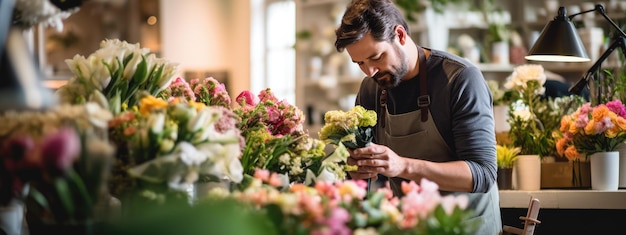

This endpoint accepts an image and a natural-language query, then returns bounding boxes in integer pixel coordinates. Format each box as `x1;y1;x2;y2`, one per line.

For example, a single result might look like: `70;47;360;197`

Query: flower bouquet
203;169;477;235
232;88;348;186
556;100;626;159
107;94;244;206
57;39;179;114
157;76;231;108
0;102;116;229
318;105;377;150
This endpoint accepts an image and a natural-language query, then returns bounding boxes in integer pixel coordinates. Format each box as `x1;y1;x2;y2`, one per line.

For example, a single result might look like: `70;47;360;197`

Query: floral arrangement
0;102;115;225
318;105;377;150
556;100;626;160
505;64;548;156
157;76;231;108
233;88;348;185
57;39;179;114
202;169;477;235
534;95;586;158
108;95;244;202
11;0;83;31
496;144;520;169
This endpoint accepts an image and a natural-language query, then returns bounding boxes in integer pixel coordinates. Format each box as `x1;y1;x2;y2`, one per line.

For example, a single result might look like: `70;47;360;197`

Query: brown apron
377;47;502;235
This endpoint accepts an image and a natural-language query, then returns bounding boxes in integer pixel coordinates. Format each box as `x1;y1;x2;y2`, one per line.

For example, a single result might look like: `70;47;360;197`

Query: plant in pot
505;64;548;190
555;99;626;190
496;145;520;190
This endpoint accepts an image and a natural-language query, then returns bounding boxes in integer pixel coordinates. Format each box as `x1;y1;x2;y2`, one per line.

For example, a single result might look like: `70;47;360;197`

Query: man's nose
364;65;379;78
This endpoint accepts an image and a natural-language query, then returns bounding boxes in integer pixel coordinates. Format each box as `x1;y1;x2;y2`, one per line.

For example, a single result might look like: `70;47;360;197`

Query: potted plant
556;100;626;190
496;145;520;190
505;64;547;190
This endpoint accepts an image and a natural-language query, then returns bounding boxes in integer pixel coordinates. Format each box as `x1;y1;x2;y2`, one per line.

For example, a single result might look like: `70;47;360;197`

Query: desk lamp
525;4;626;99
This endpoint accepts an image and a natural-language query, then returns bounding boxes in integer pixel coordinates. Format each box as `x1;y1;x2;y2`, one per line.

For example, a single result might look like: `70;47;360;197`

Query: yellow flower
139;95;168;115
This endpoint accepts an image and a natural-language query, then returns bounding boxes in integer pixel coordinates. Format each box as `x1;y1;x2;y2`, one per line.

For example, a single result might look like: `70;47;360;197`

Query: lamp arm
568;36;626;94
570;4;626;39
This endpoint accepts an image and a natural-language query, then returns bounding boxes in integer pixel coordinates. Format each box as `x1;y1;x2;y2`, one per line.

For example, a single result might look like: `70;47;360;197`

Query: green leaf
55;178;75;217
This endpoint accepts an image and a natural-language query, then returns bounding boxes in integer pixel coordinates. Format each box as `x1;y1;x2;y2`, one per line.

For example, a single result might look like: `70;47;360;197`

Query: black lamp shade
525;7;591;62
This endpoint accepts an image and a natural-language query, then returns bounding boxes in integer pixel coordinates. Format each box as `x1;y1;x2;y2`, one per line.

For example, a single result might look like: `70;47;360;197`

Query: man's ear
395;25;408;45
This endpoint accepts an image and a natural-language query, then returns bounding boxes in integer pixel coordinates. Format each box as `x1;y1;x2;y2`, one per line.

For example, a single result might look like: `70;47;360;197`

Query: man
334;0;502;234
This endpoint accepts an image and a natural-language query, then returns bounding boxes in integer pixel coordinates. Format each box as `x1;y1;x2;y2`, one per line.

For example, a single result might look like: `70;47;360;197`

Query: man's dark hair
335;0;409;52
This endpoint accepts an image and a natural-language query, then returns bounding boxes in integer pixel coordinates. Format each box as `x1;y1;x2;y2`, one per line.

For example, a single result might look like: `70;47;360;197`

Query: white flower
148;112;166;134
14;0;78;31
512;106;532;121
178;142;208;166
84;101;113;129
315;167;338;183
457;34;475;50
197;142;243;183
504;64;547;92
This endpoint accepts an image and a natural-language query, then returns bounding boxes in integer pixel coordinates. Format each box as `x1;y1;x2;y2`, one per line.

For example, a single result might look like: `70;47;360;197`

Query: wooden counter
499;189;626;209
499;190;626;234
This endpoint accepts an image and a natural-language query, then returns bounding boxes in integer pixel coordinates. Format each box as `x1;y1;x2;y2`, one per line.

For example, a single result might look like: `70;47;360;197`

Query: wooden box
540;161;591;189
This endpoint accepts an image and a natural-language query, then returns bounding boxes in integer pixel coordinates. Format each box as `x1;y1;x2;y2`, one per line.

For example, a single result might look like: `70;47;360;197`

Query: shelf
477;63;516;72
499;189;626;209
300;0;344;7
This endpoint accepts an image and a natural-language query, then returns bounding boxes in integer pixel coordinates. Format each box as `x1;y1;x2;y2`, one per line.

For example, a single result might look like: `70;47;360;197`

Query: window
251;0;295;104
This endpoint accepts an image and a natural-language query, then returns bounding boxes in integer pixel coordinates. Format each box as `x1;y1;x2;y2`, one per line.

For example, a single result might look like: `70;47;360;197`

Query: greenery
496;145;520;169
395;0;464;22
505;65;548;156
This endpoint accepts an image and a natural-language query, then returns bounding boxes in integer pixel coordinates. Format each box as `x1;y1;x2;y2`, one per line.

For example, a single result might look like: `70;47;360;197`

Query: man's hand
347;143;406;179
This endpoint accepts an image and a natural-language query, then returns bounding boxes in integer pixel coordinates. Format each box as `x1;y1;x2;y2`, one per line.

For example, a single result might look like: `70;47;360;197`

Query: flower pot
590;151;620;190
493;105;510;133
491;41;510;65
618;143;626;189
497;168;513;190
514;155;541;190
0;199;25;235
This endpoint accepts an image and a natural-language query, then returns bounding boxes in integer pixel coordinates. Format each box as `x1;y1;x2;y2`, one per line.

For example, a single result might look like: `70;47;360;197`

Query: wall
160;0;251;98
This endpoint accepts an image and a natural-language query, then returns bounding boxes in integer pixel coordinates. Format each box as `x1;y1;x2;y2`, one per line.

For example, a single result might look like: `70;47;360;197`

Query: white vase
491;41;510;65
493;105;510;133
0;199;25;235
618;143;626;189
590;151;620;190
514;154;541;190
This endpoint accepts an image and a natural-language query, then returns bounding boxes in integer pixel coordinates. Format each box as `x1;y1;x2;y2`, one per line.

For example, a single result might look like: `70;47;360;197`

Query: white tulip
148;112;166;134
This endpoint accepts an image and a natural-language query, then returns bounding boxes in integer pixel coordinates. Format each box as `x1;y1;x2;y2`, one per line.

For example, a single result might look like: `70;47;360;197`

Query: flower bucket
497;168;513;190
514;155;541;190
590;151;620;190
540;160;591;189
0;199;25;235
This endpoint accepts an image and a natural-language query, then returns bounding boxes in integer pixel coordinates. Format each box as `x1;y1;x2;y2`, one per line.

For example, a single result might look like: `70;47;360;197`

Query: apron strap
417;46;430;122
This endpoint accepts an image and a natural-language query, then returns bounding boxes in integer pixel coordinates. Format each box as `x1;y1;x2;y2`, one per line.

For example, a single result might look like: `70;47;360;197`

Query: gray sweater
355;48;497;193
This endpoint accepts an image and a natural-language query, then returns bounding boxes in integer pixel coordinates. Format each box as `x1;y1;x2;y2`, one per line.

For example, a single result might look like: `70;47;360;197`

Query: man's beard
371;46;408;89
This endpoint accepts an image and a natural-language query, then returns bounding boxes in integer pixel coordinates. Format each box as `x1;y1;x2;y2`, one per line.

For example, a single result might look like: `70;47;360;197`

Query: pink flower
254;169;271;182
606;100;626;119
40;127;81;175
312;207;351;235
236;90;258;106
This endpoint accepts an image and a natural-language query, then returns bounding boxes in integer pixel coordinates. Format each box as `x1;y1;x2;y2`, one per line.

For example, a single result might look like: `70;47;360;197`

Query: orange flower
591;105;609;122
564;146;580;161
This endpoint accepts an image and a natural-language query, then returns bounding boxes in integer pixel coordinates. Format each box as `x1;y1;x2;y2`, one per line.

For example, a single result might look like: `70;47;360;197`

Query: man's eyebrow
352;52;380;63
